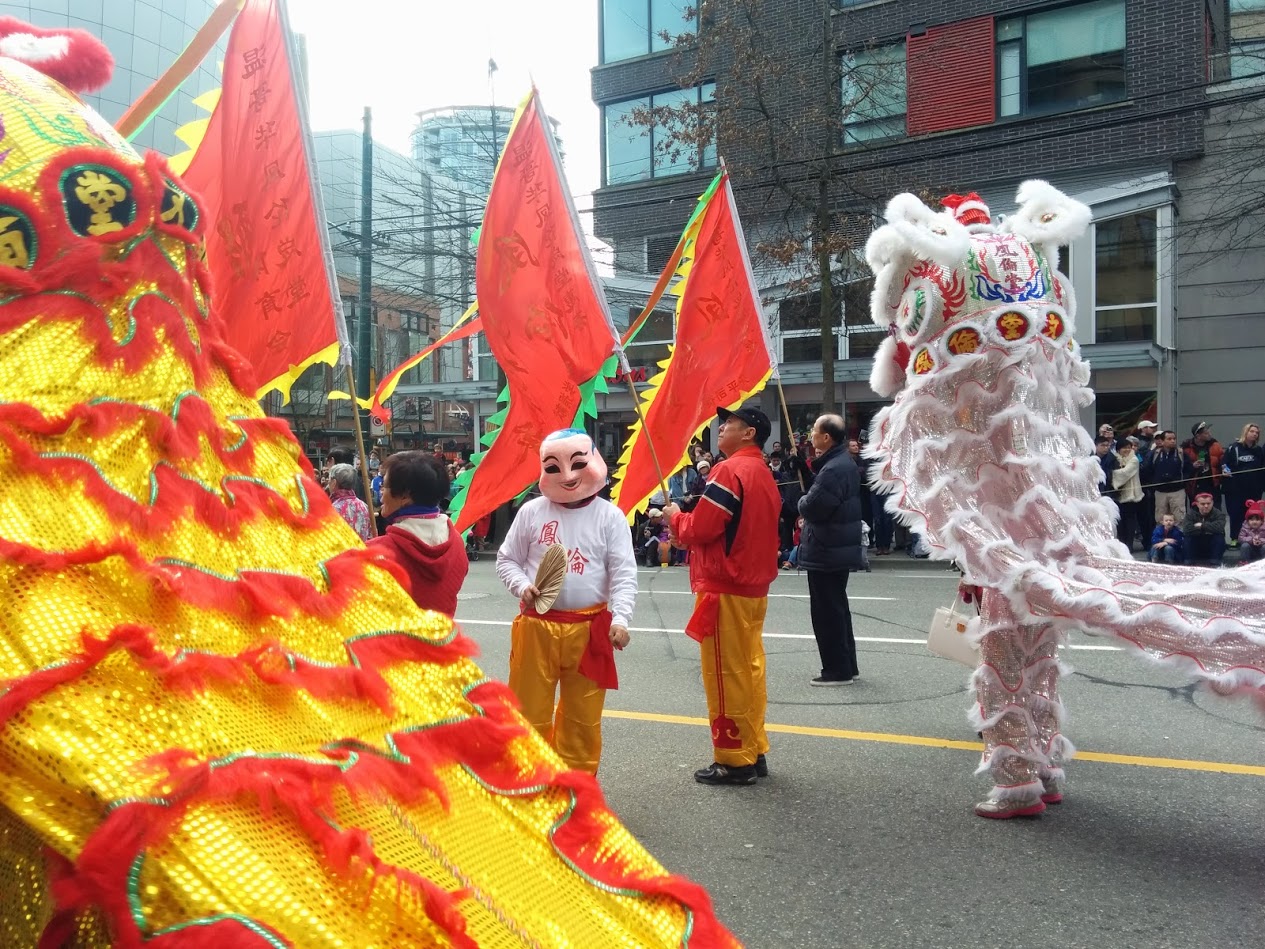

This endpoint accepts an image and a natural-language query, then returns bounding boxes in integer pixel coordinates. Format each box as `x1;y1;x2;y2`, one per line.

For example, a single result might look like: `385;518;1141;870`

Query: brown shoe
974;797;1046;819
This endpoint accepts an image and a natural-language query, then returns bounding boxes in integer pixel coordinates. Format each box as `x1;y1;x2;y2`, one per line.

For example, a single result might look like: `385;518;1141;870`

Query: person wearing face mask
495;429;636;774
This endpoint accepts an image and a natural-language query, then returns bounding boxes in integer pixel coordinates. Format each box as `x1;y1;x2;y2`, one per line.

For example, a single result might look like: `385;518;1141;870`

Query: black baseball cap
1191;421;1210;437
717;405;772;447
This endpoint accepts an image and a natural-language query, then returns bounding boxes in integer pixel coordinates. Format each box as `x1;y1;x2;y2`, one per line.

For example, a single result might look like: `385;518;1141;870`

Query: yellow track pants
509;610;607;774
698;593;769;767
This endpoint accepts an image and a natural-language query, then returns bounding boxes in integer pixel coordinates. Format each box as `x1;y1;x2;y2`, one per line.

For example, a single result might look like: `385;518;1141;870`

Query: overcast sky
288;0;601;210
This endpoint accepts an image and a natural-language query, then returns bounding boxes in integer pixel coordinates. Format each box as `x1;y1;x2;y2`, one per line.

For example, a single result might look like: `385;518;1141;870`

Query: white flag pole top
534;88;623;361
720;162;777;377
279;0;351;364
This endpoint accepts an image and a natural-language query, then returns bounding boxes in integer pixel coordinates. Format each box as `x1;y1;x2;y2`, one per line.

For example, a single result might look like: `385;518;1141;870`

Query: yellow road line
601;709;1265;777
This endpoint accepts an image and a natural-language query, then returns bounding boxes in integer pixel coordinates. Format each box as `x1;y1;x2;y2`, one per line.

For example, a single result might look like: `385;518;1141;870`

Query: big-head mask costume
539;428;607;503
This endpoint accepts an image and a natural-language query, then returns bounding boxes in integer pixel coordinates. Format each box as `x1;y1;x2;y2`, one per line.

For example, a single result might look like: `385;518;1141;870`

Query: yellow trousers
698;593;769;767
509;611;607;774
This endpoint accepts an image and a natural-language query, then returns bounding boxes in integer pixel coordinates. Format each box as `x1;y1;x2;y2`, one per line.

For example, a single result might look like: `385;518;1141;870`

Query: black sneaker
694;762;758;785
755;754;769;778
810;676;853;686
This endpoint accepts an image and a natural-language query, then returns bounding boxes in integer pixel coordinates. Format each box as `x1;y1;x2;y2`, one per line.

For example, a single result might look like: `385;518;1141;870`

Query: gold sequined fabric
0;54;734;948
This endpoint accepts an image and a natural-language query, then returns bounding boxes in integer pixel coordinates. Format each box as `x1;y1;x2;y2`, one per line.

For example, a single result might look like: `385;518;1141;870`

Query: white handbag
927;599;980;667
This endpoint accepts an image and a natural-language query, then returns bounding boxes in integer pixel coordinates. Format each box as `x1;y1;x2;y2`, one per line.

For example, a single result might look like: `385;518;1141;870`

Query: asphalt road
454;554;1265;949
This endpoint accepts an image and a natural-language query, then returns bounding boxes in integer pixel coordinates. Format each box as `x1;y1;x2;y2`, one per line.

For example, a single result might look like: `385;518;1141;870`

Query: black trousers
807;569;858;680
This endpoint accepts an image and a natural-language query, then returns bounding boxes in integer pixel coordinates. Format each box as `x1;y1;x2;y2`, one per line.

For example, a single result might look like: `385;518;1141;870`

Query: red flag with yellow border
612;172;774;519
454;90;620;532
181;0;349;399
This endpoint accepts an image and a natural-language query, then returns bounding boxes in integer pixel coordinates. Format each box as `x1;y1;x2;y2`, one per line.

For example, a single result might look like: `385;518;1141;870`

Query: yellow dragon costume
0;23;733;949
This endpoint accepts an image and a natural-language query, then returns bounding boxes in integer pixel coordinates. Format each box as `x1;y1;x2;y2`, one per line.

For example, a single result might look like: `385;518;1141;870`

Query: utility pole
357;106;374;447
488;58;500;189
816;0;838;414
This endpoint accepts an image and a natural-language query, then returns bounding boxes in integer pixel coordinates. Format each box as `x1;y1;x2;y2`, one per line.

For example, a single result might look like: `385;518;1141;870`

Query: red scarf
520;604;618;690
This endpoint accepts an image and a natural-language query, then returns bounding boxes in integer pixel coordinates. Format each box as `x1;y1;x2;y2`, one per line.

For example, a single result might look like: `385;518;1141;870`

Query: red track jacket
669;446;780;598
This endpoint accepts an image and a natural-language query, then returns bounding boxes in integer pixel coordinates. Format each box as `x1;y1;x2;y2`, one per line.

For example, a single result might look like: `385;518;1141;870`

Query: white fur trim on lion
1005;179;1093;249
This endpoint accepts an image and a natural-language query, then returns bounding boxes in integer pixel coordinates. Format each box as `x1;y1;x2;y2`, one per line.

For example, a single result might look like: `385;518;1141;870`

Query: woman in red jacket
368;451;469;616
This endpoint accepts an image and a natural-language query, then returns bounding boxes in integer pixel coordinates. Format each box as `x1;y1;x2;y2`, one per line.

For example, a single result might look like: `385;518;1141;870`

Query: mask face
538;429;607;503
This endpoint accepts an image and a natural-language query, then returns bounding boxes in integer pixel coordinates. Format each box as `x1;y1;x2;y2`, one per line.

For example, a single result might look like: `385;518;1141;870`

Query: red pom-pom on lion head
0;17;113;93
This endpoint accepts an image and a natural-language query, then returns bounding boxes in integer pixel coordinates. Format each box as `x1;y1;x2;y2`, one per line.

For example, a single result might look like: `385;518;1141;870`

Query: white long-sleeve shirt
496;497;638;628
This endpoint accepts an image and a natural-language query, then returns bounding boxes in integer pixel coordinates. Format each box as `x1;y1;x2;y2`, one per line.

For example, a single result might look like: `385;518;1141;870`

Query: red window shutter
906;17;996;136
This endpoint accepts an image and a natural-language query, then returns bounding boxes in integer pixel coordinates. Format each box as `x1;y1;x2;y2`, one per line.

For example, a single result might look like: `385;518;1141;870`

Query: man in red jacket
368;451;469;616
663;405;781;786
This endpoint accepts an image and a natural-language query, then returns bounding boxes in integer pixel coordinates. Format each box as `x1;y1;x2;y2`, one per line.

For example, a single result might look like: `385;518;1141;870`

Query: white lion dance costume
863;183;1265;819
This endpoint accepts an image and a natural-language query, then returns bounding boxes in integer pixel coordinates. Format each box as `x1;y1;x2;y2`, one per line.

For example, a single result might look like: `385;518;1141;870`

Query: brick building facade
591;0;1264;447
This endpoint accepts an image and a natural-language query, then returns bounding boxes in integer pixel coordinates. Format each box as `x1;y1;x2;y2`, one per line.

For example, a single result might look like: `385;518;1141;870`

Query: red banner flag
366;306;482;421
455;91;619;532
181;0;348;397
612;173;774;518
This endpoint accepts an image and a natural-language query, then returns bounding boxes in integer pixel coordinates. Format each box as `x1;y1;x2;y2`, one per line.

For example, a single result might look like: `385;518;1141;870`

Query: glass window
625;307;673;376
651;0;691;52
778;290;841;362
602;0;693;63
998;43;1022;117
841;277;883;358
650;88;698;178
844;329;885;359
842;44;907;144
997;0;1126;118
603;0;648;62
477;351;497;384
1230;0;1265;79
602;86;717;185
646;234;680;274
783;335;829;363
842;278;874;327
604;97;651;185
626;341;672;372
627;306;675;344
1094;211;1157;343
700;82;718;169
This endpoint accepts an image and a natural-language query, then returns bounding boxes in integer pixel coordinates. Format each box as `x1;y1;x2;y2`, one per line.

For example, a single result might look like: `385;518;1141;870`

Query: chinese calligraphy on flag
182;0;348;397
455;90;620;532
612;173;774;518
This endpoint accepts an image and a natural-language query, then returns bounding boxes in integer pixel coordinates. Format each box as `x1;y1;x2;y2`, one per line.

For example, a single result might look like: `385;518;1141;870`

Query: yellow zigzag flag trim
609;208;773;523
169;87;221;175
260;340;342;404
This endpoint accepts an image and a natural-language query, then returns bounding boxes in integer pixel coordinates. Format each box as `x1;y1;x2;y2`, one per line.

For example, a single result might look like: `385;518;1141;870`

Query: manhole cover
456;592;490;600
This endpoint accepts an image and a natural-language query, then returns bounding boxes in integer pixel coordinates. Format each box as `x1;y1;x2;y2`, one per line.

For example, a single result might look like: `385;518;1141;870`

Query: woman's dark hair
381;451;449;506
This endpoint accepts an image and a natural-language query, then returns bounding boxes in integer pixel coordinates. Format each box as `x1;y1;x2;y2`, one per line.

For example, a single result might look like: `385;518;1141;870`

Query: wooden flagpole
343;364;378;537
774;373;805;490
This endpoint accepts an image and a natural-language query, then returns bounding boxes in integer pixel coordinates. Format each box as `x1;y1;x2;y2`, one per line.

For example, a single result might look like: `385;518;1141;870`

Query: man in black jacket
1141;430;1193;522
797;414;866;685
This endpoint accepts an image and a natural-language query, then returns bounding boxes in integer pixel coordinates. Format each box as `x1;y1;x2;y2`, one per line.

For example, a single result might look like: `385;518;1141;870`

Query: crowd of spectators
1096;419;1263;567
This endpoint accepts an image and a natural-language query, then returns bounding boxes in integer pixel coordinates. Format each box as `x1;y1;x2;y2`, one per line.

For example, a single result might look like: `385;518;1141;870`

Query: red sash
520;604;618;690
685;592;720;643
